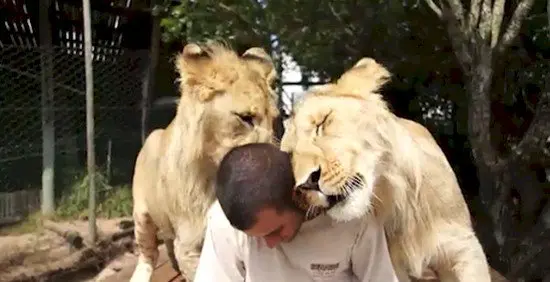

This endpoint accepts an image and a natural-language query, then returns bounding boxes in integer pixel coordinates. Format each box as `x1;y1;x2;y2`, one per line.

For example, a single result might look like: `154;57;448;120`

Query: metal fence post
82;0;97;243
39;0;55;216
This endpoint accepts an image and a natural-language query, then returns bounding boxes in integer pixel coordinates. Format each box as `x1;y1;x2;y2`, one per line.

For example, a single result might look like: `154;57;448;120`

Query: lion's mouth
326;173;364;208
296;172;365;209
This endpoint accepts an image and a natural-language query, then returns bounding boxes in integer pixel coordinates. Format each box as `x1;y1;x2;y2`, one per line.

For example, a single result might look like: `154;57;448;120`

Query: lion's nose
297;168;321;191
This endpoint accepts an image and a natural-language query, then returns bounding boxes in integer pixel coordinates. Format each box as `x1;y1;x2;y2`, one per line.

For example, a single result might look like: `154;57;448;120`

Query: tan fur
130;42;278;282
281;58;491;282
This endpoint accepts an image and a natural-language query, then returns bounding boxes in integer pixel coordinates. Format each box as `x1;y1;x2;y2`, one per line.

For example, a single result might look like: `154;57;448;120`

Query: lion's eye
235;112;255;127
315;124;323;135
315;111;332;136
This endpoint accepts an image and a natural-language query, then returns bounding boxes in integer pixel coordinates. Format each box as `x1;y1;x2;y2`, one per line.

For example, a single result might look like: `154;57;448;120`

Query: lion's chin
326;172;375;222
327;188;373;222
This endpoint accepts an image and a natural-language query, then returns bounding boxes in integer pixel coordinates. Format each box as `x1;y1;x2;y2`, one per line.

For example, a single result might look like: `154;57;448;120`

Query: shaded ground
94;246;181;282
0;217;140;282
1;217;506;282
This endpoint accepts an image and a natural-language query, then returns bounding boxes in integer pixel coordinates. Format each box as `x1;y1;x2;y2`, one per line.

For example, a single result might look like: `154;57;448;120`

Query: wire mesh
0;45;147;194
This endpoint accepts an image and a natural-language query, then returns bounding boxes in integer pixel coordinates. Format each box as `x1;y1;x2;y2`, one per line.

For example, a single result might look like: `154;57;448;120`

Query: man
194;143;399;282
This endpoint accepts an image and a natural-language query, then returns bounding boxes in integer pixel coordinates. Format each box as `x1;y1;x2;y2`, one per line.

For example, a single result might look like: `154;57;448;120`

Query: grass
0;212;46;236
55;170;133;220
0;169;133;236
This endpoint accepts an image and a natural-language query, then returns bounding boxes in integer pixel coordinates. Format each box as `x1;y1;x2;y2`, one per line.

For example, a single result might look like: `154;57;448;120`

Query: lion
280;57;491;282
129;42;279;282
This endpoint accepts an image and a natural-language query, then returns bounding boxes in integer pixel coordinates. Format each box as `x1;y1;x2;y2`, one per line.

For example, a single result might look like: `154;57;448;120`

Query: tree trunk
466;61;550;277
466;48;497;168
463;49;516;272
423;0;543;278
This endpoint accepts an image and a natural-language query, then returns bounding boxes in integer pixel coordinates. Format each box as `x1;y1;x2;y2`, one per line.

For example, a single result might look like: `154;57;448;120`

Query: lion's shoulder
397;118;437;144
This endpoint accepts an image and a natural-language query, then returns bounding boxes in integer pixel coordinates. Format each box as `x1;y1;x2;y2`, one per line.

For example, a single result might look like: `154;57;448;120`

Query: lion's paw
129;262;153;282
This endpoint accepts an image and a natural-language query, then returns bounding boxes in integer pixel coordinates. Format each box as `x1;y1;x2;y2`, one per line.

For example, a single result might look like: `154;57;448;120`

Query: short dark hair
215;143;296;231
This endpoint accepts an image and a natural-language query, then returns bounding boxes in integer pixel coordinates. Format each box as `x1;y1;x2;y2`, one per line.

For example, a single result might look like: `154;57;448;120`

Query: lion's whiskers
349;175;364;186
351;175;382;203
370;190;382;203
342;184;354;196
271;135;281;146
340;174;364;196
305;205;320;219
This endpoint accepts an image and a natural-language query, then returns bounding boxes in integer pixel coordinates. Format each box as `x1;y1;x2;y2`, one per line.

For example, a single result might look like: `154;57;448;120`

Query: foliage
153;0;271;50
155;0;448;78
55;169;132;220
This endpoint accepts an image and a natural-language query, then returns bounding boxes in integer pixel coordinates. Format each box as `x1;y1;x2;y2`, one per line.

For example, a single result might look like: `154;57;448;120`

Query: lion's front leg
173;222;206;281
165;238;181;273
174;244;201;281
433;232;491;282
130;210;160;282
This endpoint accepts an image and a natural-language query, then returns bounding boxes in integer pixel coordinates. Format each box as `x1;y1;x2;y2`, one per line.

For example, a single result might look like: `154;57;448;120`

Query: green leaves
155;0;547;146
154;0;271;48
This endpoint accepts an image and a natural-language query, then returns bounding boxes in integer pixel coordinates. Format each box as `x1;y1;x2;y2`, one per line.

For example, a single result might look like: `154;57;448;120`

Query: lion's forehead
202;67;274;112
293;97;364;127
234;89;273;113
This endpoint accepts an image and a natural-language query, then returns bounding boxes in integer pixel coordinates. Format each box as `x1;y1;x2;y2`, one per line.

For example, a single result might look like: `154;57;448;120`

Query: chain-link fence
0;43;323;221
0;45;147;205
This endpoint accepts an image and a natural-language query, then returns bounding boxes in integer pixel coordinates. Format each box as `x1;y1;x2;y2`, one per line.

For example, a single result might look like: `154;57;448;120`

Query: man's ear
242;47;277;88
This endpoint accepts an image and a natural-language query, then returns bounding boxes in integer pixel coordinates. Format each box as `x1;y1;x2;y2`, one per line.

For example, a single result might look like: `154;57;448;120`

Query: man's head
216;143;304;248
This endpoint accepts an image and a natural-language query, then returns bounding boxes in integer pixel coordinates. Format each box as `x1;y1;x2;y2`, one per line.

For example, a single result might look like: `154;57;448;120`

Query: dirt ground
1;218;505;282
93;246;180;282
0;217;172;282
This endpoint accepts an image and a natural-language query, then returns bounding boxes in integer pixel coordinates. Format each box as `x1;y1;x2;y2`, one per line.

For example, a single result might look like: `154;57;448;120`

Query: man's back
194;202;399;282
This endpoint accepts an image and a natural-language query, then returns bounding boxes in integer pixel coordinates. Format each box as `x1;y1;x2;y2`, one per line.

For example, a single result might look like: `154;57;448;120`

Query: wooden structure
0;0;153;49
0;189;40;225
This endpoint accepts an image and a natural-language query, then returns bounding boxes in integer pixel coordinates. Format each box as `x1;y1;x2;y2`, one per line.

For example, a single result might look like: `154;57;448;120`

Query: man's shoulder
206;201;249;251
207;201;232;227
207;202;247;237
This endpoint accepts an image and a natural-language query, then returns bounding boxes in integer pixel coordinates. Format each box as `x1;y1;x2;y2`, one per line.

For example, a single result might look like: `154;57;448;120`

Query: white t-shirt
193;202;399;282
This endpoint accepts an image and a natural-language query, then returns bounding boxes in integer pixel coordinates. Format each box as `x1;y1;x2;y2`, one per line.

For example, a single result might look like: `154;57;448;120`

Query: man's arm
193;204;246;282
351;219;399;282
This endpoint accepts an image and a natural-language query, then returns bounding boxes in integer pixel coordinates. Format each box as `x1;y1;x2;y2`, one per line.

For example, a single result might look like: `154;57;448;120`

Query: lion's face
176;43;279;163
281;57;392;221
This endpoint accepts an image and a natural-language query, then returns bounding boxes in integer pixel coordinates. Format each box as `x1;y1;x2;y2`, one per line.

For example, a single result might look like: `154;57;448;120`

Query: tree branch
444;0;466;23
491;0;506;48
217;3;264;37
425;0;443;18
441;6;473;72
497;0;536;53
508;87;550;166
468;0;483;35
508;202;550;278
328;3;356;37
478;0;494;41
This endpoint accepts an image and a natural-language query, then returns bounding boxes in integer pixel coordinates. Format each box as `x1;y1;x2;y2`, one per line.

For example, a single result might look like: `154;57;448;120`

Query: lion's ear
182;43;207;57
242;47;277;87
175;42;213;86
352;57;378;69
280;117;296;152
335;57;391;99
